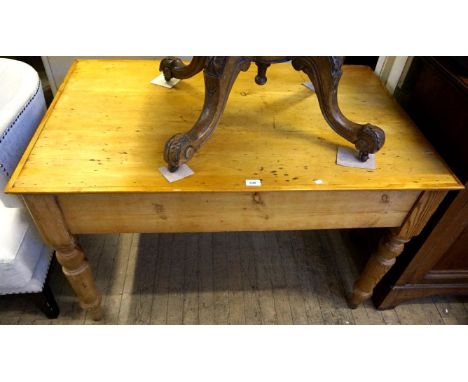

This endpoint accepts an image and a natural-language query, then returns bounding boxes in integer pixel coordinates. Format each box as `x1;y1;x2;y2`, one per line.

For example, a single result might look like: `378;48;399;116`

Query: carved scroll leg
23;195;102;320
164;57;251;172
159;56;207;81
291;57;385;161
349;190;447;308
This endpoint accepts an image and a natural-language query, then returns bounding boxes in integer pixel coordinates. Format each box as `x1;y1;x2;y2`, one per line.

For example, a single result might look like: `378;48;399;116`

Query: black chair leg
34;281;59;319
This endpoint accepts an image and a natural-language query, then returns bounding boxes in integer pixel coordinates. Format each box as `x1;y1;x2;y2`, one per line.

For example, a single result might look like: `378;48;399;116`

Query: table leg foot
349;191;447;307
56;244;102;320
291;57;385;158
255;62;271;85
349;289;372;309
164;57;251;170
350;231;408;307
88;304;103;321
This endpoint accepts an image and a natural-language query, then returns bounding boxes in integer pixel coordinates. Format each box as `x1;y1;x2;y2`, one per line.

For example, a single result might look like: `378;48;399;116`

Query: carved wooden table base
160;56;386;172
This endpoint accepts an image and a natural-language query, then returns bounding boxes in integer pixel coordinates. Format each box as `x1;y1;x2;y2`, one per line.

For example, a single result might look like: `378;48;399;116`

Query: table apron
41;190;421;234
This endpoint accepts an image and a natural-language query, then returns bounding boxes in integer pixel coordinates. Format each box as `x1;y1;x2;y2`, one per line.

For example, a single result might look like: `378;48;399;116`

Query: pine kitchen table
6;60;462;320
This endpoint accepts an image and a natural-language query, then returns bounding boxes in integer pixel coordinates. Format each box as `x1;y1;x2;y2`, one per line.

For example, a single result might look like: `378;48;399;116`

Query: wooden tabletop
6;59;462;194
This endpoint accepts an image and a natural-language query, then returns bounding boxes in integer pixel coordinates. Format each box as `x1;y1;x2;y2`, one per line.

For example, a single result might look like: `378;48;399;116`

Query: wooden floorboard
251;232;277;324
213;233;230;324
226;233;245;325
182;234;200;325
150;233;172;324
276;231;309;324
432;295;468;325
266;232;293;324
303;231;355;325
239;232;262;324
197;233;215;324
166;234;185;325
1;230;467;325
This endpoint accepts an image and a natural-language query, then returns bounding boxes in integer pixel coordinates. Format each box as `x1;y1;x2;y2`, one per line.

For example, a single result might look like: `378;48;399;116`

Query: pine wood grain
56;190;421;234
6;60;462;195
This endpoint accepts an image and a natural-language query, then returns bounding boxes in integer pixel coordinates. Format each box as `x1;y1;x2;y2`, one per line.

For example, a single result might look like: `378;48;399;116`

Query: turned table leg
23;195;102;320
349;190;447;308
291;57;385;161
164;56;251;172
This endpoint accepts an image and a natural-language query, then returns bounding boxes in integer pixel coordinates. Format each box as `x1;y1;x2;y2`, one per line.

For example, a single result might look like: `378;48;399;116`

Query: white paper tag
245;179;262;187
151;73;180;88
303;82;315;91
336;146;376;170
159;164;194;182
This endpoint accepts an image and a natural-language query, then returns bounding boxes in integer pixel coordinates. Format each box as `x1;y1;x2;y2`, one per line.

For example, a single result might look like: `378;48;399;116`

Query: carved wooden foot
255;62;271;85
164;57;251;172
159;56;207;81
349;191;447;308
291;57;385;161
23;195;102;320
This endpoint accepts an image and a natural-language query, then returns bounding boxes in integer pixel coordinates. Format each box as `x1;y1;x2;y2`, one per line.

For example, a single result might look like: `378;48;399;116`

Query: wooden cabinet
371;57;468;308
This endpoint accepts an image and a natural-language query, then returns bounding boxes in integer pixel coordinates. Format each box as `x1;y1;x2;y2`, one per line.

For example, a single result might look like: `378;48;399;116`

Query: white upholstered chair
0;58;58;318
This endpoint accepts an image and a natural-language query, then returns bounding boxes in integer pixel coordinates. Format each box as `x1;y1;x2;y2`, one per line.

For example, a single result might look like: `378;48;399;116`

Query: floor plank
324;230;385;325
251;232;277;324
198;233;215;324
432;295;468;325
212;233;230;324
107;233;134;324
166;234;185;325
2;230;466;325
150;234;172;324
303;231;355;325
226;233;245;325
265;232;293;324
120;234;159;324
239;232;263;324
276;231;310;324
182;234;200;325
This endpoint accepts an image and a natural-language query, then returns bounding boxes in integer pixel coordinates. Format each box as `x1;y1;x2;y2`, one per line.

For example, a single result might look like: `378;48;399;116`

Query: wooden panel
6;60;462;195
375;283;468;311
373;57;468;308
424;270;468;283
395;186;468;284
397;190;448;239
433;227;468;270
57;190;420;234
